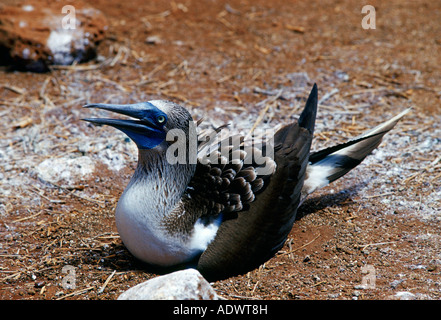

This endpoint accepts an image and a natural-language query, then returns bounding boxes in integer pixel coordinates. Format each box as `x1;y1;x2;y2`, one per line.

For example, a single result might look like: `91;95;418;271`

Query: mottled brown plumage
196;84;318;280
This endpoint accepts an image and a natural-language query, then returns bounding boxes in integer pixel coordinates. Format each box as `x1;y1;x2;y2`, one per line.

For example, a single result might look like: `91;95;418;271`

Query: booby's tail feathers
298;83;318;134
302;108;411;197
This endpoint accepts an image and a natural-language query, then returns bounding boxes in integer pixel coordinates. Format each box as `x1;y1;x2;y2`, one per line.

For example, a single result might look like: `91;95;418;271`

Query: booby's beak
83;102;168;149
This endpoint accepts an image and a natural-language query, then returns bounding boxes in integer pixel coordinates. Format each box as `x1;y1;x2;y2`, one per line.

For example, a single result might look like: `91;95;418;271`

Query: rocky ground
1;0;440;300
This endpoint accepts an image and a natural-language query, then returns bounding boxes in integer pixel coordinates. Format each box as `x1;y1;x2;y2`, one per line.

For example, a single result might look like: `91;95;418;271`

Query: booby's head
83;100;194;150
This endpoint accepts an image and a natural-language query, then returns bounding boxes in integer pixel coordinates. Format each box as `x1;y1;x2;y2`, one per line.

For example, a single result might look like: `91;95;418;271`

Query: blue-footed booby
83;84;410;281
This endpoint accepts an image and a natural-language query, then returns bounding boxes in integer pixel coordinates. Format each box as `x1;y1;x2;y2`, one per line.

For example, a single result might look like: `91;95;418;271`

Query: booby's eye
157;115;166;124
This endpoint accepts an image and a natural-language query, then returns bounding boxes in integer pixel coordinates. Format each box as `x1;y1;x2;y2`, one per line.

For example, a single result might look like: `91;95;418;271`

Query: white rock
394;291;417;300
36;156;95;184
117;269;219;300
0;0;107;71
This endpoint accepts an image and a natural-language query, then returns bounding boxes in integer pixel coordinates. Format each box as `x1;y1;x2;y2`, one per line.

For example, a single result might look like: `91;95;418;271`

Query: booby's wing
182;107;278;221
196;84;318;281
301;108;411;199
183;135;276;220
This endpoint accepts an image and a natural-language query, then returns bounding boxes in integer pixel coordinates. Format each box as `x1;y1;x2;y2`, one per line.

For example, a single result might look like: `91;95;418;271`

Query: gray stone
394;291;417;300
36;156;95;185
118;269;220;300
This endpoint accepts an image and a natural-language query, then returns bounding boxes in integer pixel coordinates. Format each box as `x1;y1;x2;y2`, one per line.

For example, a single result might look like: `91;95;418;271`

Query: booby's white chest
114;182;220;266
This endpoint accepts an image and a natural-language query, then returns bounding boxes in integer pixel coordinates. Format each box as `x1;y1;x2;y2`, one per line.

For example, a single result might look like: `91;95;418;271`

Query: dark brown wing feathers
197;84;318;281
184;142;268;217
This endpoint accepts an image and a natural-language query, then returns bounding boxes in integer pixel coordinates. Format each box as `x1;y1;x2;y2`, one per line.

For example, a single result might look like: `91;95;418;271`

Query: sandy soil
1;0;440;300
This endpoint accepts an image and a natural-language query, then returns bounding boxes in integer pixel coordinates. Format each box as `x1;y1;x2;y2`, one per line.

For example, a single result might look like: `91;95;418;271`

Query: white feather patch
189;217;222;251
302;163;334;195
